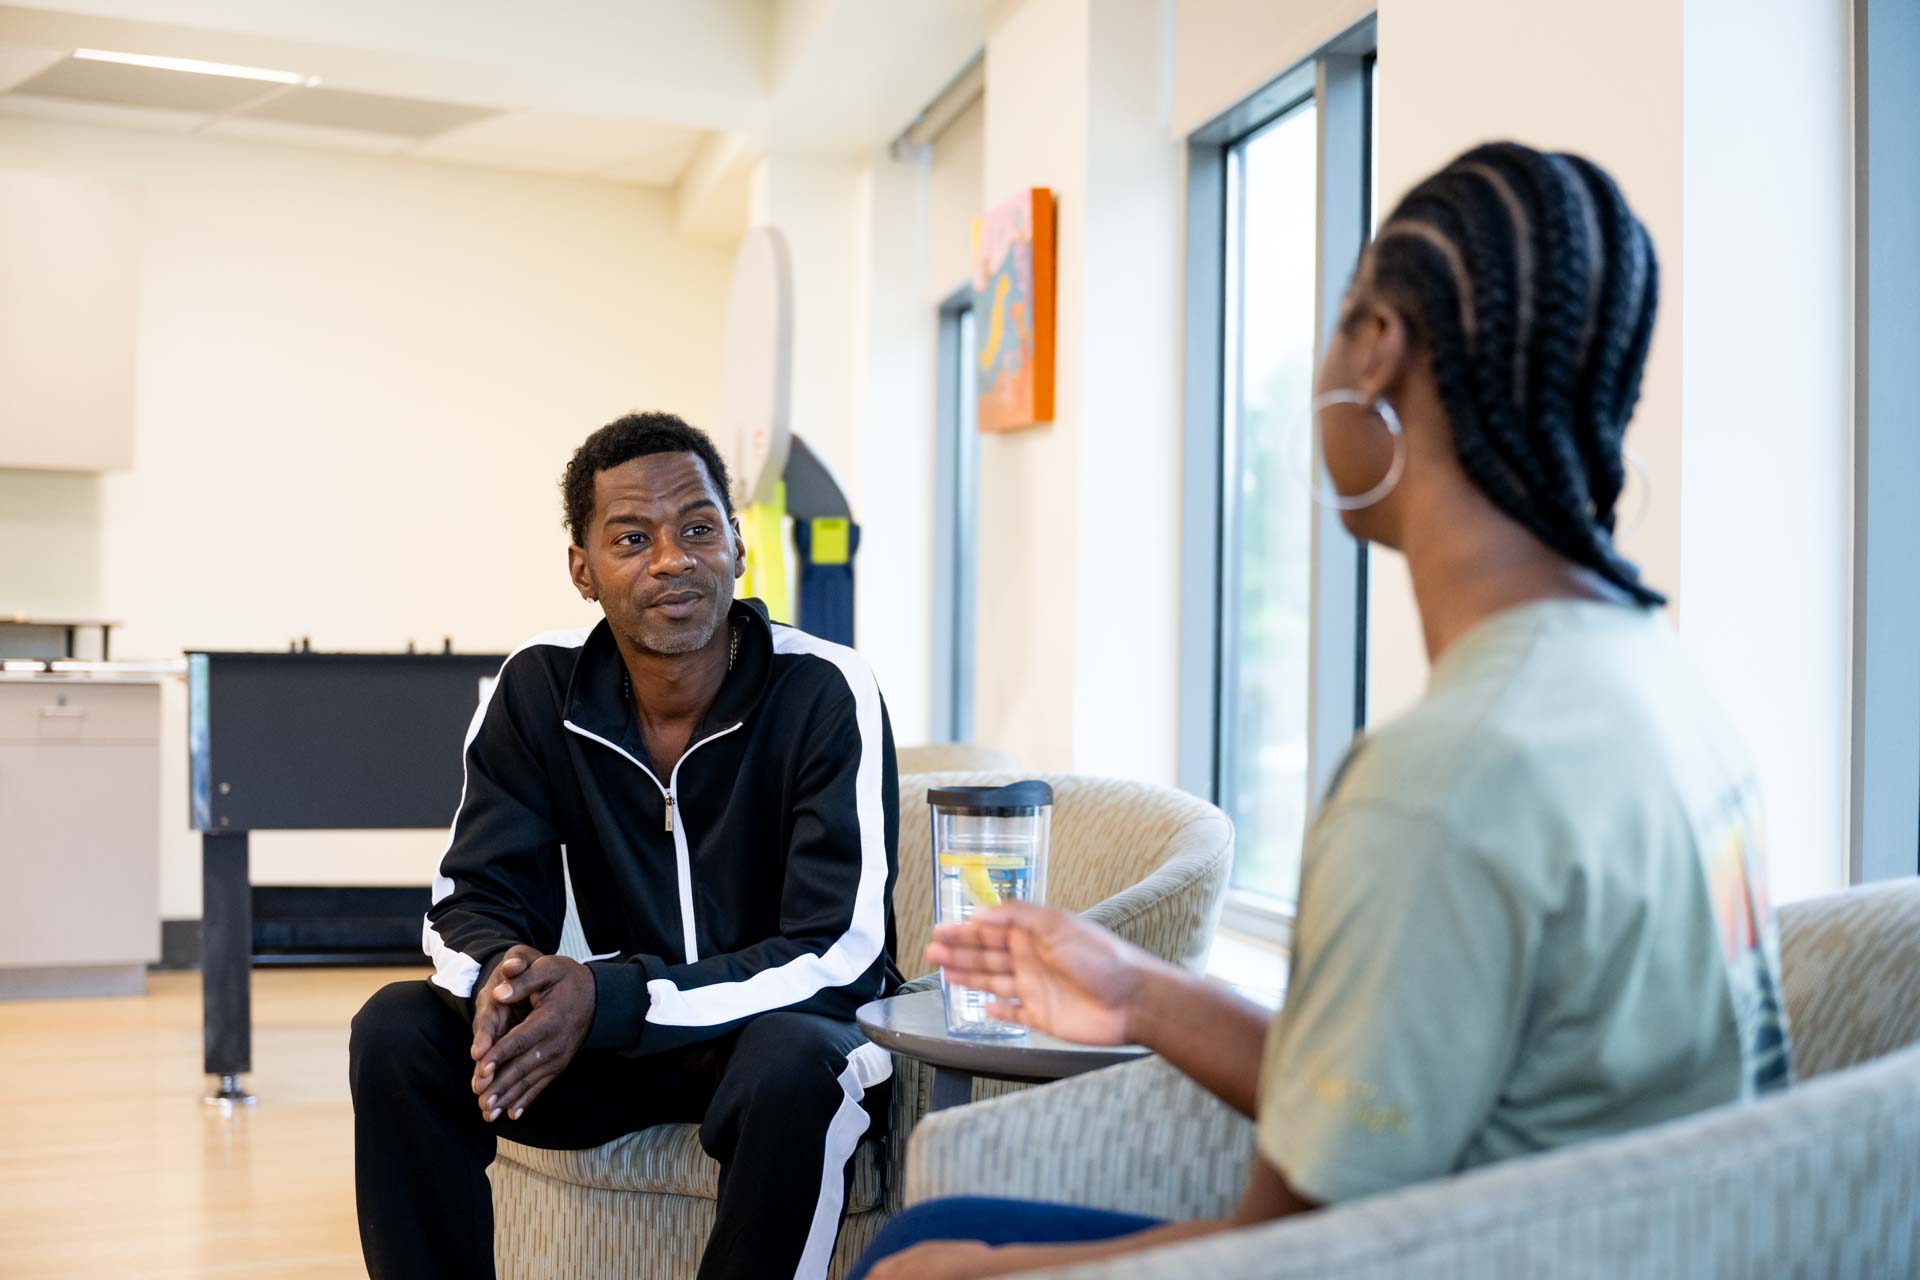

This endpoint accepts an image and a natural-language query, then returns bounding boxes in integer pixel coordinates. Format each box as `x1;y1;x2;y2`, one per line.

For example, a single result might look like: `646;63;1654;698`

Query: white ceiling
0;2;989;209
0;43;714;185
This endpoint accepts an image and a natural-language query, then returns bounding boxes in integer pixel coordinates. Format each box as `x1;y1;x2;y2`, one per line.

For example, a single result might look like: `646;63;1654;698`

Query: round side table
857;988;1150;1111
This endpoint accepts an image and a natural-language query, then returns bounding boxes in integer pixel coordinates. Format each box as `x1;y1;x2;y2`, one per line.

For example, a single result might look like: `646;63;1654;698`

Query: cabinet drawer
0;682;160;743
0;740;160;966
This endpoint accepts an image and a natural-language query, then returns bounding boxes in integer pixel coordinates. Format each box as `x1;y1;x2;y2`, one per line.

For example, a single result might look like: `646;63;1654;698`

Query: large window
1217;100;1321;904
1180;25;1376;930
932;294;979;742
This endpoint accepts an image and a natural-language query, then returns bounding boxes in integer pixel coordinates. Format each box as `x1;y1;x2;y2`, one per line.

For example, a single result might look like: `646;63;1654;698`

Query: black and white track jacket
423;599;901;1054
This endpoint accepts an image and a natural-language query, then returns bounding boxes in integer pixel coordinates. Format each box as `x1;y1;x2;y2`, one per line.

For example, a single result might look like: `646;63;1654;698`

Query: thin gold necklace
623;619;738;708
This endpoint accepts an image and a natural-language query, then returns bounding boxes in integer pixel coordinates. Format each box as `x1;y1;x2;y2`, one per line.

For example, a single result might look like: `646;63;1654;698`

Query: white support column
970;0;1184;780
1681;0;1852;901
850;153;938;745
1069;0;1184;783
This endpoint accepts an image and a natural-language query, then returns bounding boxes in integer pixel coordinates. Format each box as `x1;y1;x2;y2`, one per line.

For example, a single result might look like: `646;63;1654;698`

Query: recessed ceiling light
72;48;320;87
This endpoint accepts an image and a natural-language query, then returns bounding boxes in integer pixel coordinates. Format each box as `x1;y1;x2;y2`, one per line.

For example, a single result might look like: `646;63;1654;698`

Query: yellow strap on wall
808;517;851;566
737;480;792;621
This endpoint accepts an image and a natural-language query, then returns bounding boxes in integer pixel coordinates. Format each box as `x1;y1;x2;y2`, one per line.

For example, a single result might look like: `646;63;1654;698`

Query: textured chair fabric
907;1056;1252;1220
492;1165;893;1280
500;1123;886;1207
490;771;1235;1278
896;744;1024;775
1778;876;1920;1079
1014;1043;1920;1279
905;877;1920;1278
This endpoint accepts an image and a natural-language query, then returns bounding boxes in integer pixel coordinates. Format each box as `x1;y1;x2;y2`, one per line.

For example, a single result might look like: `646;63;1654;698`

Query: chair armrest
1080;816;1233;972
904;1055;1253;1219
1008;1041;1920;1280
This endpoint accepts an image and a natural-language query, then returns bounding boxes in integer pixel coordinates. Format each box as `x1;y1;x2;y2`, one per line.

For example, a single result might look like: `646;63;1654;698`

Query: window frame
1178;19;1378;941
1848;0;1920;883
931;288;979;744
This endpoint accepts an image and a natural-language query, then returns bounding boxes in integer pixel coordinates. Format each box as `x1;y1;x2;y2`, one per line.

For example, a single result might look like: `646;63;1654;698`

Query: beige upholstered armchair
488;771;1235;1277
902;877;1920;1278
896;743;1023;774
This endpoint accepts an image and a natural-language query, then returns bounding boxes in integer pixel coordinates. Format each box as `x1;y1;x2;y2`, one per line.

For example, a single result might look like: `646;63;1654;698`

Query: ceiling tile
204;116;414;155
0;93;209;134
412;108;704;185
237;87;499;140
0;45;720;189
12;56;275;115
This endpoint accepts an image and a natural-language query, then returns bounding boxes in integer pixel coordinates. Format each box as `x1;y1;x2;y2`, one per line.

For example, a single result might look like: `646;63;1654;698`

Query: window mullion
1305;54;1370;815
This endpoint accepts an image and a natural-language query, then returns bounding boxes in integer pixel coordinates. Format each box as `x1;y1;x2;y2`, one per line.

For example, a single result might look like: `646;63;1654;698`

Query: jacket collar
562;599;775;755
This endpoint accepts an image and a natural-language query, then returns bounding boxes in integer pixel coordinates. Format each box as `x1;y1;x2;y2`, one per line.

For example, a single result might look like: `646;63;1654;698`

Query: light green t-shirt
1257;599;1792;1205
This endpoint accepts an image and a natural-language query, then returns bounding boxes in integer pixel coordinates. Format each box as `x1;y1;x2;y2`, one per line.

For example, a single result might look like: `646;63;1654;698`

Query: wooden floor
0;942;1287;1277
0;967;414;1278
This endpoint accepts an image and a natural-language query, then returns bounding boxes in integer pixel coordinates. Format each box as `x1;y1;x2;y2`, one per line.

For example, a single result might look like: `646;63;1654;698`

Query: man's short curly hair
561;412;734;546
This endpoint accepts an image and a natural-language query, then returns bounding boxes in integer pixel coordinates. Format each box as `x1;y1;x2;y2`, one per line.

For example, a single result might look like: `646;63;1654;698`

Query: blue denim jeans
849;1196;1164;1279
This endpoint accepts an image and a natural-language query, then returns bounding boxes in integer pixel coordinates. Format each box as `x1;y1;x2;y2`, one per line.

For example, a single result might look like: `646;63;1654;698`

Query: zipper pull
664;792;675;833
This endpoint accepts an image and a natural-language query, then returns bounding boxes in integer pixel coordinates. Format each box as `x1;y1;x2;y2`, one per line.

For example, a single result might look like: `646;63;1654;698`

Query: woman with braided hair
1314;140;1666;614
856;143;1789;1280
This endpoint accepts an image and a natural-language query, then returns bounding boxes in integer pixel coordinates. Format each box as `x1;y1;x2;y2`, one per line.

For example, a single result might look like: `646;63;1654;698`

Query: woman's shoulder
1327;608;1712;840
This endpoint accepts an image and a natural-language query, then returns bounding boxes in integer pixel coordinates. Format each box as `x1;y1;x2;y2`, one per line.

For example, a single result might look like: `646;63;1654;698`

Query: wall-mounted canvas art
970;187;1055;432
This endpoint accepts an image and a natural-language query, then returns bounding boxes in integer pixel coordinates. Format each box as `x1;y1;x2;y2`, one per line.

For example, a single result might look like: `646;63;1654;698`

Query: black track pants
348;980;891;1280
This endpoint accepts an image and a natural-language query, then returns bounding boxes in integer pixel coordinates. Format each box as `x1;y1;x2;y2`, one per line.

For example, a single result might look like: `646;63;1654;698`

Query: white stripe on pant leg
793;1041;894;1280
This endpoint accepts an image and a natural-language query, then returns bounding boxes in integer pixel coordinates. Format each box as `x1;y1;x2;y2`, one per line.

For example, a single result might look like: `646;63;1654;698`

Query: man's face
568;452;745;657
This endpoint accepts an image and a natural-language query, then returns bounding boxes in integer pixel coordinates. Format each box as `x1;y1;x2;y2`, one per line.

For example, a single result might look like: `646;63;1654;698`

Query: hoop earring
1310;390;1407;511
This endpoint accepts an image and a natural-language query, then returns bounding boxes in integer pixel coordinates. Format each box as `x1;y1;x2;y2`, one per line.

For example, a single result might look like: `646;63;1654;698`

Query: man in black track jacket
349;413;901;1280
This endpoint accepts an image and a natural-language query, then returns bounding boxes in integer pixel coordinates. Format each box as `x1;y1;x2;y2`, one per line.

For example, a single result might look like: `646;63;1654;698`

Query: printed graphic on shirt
1703;781;1793;1094
1312;1075;1409;1138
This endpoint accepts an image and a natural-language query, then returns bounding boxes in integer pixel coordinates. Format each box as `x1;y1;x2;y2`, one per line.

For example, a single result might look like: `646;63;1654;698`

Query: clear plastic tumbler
928;781;1053;1037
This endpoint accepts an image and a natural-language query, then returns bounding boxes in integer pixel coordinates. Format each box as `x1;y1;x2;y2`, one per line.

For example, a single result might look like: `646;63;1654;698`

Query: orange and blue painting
970;187;1055;432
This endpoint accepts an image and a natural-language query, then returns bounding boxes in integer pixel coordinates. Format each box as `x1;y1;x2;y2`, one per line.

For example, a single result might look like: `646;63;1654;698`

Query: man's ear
729;515;747;581
567;543;597;602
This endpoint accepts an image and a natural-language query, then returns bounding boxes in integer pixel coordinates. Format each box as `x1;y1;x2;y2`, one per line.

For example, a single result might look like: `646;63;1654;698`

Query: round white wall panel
718;226;793;508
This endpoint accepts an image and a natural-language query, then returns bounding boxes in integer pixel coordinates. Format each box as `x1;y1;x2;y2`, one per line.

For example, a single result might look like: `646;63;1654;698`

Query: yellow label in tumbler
937;852;1029;908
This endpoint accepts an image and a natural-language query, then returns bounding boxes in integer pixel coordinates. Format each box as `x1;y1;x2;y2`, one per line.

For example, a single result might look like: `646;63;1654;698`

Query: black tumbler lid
926;780;1054;814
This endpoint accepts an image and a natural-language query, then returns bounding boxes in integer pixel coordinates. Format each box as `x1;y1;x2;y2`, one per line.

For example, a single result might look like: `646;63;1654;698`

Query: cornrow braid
1367;142;1666;606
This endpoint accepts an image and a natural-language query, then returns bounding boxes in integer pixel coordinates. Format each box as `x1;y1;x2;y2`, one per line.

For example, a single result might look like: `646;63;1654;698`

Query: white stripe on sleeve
642;626;889;1026
424;625;593;997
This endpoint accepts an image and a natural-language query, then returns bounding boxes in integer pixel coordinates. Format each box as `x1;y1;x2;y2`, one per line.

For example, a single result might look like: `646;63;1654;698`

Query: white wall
927;97;984;302
1071;0;1183;782
1171;0;1372;134
849;152;937;745
921;0;1183;780
1680;0;1852;901
1366;0;1687;724
0;469;103;618
974;0;1092;771
0;117;732;918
